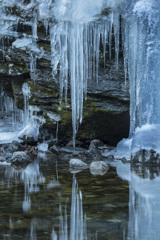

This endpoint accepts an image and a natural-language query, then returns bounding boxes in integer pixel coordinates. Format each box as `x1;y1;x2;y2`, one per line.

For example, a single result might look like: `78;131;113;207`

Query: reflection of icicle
21;162;45;213
30;220;37;240
51;175;92;240
56;122;59;143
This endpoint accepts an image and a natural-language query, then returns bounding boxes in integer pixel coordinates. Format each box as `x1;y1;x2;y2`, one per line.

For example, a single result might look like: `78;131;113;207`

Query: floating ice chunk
37;143;48;152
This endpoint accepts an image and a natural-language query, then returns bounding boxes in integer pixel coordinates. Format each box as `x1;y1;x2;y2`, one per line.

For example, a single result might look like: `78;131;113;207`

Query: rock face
0;2;130;145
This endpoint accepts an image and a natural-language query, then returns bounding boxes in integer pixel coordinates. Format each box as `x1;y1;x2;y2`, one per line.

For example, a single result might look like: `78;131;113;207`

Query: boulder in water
90;161;109;176
69;158;88;169
11;151;33;167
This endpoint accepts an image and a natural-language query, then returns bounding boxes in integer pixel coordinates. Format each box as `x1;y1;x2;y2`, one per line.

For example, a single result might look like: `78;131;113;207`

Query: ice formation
0;0;160;155
117;163;160;240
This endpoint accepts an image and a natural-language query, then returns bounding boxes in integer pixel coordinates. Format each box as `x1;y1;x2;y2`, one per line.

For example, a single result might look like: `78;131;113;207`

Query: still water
0;158;159;240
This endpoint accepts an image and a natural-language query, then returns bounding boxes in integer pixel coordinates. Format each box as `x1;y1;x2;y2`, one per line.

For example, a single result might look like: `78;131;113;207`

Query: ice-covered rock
37;143;48;152
18;122;39;144
11;151;32;167
69;158;88;169
90;161;109;175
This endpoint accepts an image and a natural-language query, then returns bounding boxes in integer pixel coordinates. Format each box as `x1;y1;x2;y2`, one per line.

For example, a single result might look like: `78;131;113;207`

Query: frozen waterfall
0;0;160;155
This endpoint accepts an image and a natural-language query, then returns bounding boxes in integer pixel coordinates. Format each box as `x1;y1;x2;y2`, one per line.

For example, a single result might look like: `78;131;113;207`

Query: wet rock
90;161;109;175
88;139;104;161
2;141;25;154
89;139;104;153
69;158;88;170
46;139;57;148
49;145;60;155
60;147;86;154
11;151;33;167
67;139;84;148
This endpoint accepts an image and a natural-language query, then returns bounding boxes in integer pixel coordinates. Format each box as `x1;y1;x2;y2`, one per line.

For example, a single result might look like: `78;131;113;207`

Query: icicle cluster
50;13;120;146
0;90;23;132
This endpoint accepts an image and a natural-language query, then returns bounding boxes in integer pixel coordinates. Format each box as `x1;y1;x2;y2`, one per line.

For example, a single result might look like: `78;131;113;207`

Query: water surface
0;159;159;240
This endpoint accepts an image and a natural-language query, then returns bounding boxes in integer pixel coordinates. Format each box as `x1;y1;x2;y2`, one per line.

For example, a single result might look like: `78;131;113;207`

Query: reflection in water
117;163;160;240
51;175;95;240
21;162;45;213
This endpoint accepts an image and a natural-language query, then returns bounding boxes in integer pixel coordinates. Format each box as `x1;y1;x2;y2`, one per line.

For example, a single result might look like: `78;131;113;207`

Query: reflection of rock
90;161;109;175
11;151;32;168
69;158;88;170
131;149;160;165
131;164;160;179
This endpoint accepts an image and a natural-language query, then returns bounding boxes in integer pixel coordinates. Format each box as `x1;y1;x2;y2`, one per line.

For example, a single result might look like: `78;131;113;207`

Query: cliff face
0;0;129;145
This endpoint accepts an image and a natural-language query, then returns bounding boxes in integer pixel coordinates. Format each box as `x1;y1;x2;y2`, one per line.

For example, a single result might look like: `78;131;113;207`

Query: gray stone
69;158;88;169
89;139;104;152
49;145;60;155
2;141;25;154
67;139;84;148
11;151;33;166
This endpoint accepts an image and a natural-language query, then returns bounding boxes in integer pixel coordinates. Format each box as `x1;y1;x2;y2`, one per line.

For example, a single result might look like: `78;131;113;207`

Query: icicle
30;52;37;74
113;13;120;71
22;83;31;126
95;24;100;85
44;19;49;35
32;12;37;42
83;23;88;100
103;24;107;68
109;12;113;60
